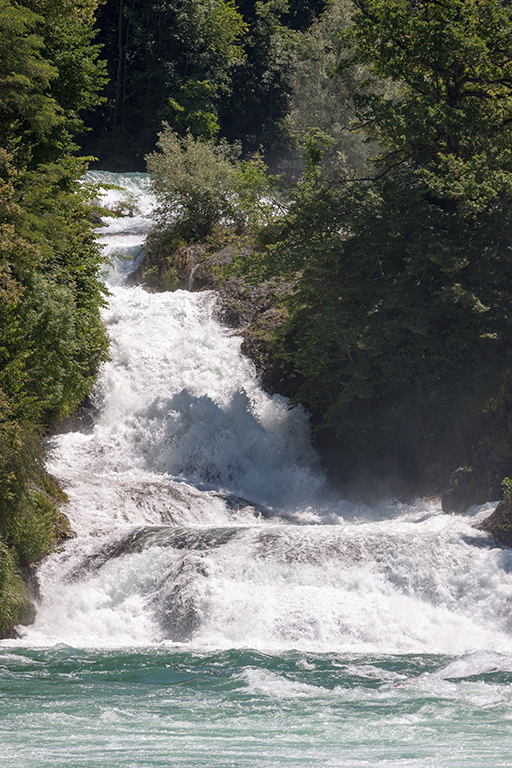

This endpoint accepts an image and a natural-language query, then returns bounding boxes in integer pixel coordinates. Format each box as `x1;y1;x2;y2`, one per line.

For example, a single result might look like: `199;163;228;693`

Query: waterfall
9;171;504;654
2;171;512;768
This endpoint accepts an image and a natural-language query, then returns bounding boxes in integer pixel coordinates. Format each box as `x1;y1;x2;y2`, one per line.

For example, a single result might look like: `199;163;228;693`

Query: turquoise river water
2;173;512;767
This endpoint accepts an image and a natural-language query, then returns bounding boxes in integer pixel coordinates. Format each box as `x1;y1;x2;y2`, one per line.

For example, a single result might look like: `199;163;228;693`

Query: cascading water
2;172;512;768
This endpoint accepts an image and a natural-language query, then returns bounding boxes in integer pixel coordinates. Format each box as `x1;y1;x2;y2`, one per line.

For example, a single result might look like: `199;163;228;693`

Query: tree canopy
0;0;106;165
234;0;512;493
348;0;512;205
0;0;108;632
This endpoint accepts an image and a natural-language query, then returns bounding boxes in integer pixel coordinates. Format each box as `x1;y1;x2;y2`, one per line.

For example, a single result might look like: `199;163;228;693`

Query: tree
235;0;512;493
347;0;512;204
284;0;374;171
84;0;247;165
146;125;272;246
0;0;109;633
147;127;242;241
0;0;61;161
220;0;299;155
0;0;106;165
33;0;108;155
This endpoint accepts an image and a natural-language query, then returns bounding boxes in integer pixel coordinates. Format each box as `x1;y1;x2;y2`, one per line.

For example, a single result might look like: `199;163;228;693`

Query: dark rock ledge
476;500;512;547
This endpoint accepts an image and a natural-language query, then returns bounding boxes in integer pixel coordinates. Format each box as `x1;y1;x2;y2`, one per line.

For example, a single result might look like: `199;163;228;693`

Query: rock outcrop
476;500;512;547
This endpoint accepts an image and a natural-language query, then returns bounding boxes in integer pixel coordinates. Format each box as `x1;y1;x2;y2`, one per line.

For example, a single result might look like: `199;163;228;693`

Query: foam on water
16;172;512;659
88;170;156;283
46;282;325;536
5;171;512;768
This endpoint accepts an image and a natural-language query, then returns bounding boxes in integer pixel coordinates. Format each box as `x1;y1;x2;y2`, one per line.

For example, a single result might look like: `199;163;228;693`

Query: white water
4;171;512;768
14;173;512;665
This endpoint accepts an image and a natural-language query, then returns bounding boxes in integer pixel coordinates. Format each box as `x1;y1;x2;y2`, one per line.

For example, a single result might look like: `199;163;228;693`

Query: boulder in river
476;499;512;547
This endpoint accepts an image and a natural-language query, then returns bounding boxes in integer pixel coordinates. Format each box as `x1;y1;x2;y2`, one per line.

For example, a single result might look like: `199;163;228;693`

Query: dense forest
0;0;108;632
3;0;512;633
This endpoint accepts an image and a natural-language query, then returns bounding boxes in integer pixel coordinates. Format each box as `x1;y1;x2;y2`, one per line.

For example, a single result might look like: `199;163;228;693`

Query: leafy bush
146;126;242;241
146;125;275;243
502;478;512;503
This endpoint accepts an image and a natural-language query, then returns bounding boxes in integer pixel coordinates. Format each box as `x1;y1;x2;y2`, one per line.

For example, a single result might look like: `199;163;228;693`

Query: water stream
1;173;512;767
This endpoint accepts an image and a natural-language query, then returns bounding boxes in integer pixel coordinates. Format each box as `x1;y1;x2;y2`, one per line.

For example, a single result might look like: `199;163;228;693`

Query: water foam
19;172;511;656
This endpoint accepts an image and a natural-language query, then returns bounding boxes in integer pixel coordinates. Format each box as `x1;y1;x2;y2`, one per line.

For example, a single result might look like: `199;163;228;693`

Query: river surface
2;173;512;767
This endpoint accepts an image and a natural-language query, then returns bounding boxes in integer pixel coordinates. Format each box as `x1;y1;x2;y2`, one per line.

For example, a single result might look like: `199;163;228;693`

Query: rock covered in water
476;500;512;547
131;236;290;393
442;467;490;514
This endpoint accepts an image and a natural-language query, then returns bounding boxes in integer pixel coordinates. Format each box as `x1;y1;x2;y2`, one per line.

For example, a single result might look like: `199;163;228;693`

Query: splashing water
3;172;512;768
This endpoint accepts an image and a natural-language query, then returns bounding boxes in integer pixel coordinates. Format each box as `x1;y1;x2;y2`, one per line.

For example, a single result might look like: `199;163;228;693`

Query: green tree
0;152;109;423
236;0;512;493
220;0;300;155
0;0;61;160
284;0;374;171
146;125;272;243
85;0;246;164
31;0;108;158
0;0;109;634
147;127;241;241
0;0;106;165
85;0;327;165
347;0;512;202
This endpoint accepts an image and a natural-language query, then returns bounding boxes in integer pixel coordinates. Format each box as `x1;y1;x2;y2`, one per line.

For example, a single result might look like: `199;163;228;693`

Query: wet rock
151;555;205;641
476;500;512;547
88;210;105;227
442;442;507;513
442;467;488;514
20;563;41;605
52;395;96;435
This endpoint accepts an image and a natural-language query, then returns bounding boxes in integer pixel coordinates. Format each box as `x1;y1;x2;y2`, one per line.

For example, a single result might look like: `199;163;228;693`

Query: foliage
82;0;329;166
169;80;222;141
0;148;108;631
0;0;61;160
0;0;106;166
502;478;512;503
84;0;247;164
31;0;108;155
0;395;62;565
147;127;241;241
233;0;512;491
0;0;109;635
146;126;275;243
346;0;512;197
220;0;300;155
284;0;376;171
0;152;109;423
0;541;33;636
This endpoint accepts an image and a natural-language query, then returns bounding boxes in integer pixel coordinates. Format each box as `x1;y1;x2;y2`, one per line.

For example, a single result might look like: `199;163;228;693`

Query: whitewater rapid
14;172;512;659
